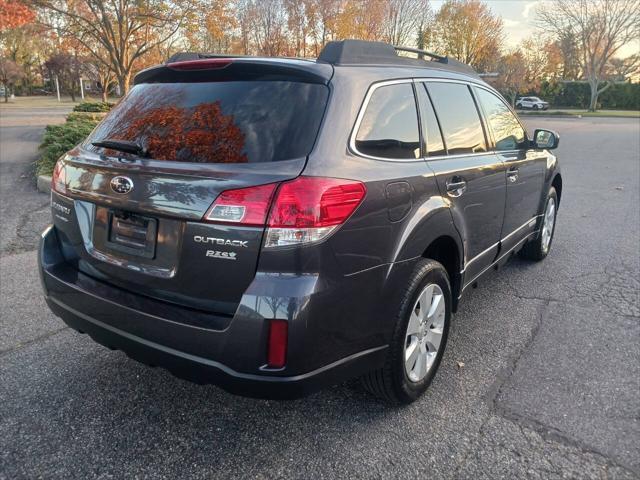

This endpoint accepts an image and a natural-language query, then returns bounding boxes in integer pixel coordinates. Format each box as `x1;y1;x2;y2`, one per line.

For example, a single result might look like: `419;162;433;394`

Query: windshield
85;81;328;164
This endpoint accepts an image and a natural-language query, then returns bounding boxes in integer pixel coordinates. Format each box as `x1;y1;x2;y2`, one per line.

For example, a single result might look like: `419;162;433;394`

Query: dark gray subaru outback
39;40;561;404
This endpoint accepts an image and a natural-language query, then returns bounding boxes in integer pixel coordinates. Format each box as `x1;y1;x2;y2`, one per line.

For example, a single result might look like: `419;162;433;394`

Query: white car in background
516;96;549;110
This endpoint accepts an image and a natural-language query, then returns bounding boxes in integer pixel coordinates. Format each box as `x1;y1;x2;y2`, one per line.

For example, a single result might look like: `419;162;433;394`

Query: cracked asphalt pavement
1;109;639;479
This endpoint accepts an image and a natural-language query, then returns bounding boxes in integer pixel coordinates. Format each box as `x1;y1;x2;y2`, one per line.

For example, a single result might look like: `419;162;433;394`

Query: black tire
520;187;558;261
361;259;451;405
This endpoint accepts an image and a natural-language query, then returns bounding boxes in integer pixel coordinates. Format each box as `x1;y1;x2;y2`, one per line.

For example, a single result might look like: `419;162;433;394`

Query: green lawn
576;109;640;118
0;95;119;109
519;108;639;118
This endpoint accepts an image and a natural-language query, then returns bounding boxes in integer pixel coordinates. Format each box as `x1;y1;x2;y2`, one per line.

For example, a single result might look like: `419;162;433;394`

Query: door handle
507;167;519;183
446;177;467;197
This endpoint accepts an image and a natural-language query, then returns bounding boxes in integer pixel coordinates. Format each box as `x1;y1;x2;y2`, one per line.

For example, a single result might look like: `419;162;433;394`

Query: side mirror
532;129;560;150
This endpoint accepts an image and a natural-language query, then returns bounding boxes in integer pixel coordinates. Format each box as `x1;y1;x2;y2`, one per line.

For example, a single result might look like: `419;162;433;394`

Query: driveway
0;113;638;479
0;107;71;255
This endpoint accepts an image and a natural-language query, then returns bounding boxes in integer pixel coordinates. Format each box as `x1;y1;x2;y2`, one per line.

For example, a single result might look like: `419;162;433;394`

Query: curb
519;113;582;119
37;175;51;194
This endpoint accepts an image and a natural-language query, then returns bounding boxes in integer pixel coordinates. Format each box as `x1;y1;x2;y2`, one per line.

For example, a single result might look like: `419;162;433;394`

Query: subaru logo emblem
110;176;134;194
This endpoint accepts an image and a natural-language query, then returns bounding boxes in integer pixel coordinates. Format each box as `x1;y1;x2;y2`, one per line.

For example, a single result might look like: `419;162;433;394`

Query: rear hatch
51;59;332;316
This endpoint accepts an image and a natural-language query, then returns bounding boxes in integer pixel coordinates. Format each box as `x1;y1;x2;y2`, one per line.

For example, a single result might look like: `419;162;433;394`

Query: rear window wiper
92;139;148;157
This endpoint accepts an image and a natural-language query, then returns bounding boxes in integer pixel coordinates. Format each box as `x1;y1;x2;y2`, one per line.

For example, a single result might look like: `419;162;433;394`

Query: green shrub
72;101;114;112
67;111;109;122
36;116;100;176
521;80;640;110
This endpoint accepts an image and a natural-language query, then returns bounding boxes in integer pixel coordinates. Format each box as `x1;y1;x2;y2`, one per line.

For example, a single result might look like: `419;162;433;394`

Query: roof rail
393;45;446;62
317;39;478;77
394;45;478;76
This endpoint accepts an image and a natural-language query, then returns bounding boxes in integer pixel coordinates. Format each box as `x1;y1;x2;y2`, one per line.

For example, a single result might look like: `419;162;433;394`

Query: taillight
51;160;67;195
204;183;278;227
264;176;366;248
267;319;288;368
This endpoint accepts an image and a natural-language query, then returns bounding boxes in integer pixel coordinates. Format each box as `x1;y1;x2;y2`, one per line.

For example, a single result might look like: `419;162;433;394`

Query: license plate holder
106;210;157;259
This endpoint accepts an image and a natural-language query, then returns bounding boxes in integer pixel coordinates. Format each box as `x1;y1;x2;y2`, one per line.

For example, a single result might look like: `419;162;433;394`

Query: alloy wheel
541;197;556;252
404;283;446;383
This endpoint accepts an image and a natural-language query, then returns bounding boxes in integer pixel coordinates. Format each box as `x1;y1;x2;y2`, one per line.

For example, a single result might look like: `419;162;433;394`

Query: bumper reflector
267;320;288;368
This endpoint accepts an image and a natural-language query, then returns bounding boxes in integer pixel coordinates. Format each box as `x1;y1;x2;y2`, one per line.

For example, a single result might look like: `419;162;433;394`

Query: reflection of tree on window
121;102;247;163
99;88;247;163
86;81;328;164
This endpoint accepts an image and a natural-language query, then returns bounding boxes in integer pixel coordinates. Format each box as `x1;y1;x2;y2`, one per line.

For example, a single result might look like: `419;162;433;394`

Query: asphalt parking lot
1;109;638;479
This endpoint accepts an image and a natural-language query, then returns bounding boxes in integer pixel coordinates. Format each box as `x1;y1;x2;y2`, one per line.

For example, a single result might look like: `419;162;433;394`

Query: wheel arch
552;173;562;205
385;200;465;314
422;235;463;313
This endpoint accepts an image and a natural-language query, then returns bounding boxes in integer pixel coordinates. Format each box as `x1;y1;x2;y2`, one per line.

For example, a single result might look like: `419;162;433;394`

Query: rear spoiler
134;57;333;86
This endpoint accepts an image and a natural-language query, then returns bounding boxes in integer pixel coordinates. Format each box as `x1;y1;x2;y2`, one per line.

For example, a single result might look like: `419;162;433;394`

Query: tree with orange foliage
536;0;640;111
0;0;44;94
494;50;528;106
0;0;35;29
429;0;504;71
333;0;387;42
304;0;341;56
247;0;288;56
185;0;237;53
30;0;196;95
284;0;308;57
384;0;432;47
0;57;24;101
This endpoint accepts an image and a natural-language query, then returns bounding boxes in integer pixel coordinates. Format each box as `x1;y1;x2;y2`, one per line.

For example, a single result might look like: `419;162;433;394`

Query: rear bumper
39;225;387;399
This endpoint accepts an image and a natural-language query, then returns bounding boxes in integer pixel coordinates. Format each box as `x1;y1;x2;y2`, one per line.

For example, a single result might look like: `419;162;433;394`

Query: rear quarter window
354;82;420;160
85;81;329;163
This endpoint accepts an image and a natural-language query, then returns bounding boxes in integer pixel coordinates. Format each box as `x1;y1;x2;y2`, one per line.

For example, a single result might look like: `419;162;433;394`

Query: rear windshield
84;81;328;163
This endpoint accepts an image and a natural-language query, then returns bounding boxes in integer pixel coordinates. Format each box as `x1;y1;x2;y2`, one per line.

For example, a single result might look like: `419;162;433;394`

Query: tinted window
475;88;526;151
355;83;420;159
427;83;486;155
416;84;446;157
85;81;328;163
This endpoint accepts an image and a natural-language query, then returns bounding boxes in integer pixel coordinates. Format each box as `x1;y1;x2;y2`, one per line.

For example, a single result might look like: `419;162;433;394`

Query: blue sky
430;0;639;58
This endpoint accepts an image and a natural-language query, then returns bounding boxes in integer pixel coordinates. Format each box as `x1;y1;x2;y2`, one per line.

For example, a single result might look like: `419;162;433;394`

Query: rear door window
85;81;329;163
475;87;526;151
354;83;420;160
427;82;487;155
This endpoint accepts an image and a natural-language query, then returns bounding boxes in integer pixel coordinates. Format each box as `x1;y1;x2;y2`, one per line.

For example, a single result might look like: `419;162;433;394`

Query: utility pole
55;76;61;102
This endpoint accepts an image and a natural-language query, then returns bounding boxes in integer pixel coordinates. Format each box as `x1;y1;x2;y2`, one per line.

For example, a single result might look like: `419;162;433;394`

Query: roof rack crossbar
393;45;447;63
